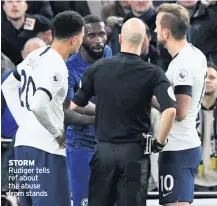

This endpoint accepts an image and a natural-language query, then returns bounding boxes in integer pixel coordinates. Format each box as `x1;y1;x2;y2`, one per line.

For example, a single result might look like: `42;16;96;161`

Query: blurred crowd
1;0;217;201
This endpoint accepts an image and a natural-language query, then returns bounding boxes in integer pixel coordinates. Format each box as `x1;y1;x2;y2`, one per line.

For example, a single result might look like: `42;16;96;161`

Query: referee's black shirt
73;52;176;142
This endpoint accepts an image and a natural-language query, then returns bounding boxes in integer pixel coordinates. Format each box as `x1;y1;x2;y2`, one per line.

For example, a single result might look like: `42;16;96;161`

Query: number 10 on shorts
160;175;174;194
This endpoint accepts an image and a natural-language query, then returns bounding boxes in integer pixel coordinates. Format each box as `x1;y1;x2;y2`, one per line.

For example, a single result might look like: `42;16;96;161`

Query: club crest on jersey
80;198;88;206
177;69;188;82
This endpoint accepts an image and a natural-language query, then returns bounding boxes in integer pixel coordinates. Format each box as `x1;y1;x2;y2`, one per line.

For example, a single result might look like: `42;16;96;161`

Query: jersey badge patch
177;69;188;82
52;73;61;84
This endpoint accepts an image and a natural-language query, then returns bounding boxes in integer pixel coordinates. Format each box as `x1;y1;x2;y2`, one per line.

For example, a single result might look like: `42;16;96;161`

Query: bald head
120;18;146;48
22;38;46;59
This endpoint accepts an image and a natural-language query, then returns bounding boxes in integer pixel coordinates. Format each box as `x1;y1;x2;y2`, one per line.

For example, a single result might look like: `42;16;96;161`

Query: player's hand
55;134;66;149
152;139;167;153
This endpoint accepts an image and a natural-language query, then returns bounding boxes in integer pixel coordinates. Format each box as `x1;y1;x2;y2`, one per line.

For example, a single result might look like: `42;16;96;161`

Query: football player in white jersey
2;11;84;206
154;3;207;206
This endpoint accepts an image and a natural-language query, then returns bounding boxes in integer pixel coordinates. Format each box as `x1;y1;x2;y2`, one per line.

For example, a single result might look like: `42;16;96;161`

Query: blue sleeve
104;45;113;58
1;70;15;115
66;74;77;101
66;58;79;101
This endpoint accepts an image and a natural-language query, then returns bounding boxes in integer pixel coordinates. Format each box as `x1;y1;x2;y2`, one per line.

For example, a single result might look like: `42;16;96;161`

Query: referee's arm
63;74;95;127
63;100;95;127
153;70;177;145
72;67;95;109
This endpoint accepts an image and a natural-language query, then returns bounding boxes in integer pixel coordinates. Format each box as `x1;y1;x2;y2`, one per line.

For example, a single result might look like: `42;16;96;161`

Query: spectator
1;53;15;76
21;37;47;59
50;1;76;16
26;0;53;19
1;0;28;65
18;14;53;46
101;1;131;45
141;23;161;65
178;0;217;64
75;1;110;17
111;0;157;55
195;62;217;190
100;1;131;22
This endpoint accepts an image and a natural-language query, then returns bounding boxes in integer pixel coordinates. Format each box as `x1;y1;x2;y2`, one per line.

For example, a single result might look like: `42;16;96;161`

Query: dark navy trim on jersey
172;53;179;60
174;85;192;97
37;87;52;101
13;69;21;81
39;46;51;57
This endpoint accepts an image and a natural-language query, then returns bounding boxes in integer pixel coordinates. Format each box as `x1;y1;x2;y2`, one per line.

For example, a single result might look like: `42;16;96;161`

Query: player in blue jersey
64;15;112;206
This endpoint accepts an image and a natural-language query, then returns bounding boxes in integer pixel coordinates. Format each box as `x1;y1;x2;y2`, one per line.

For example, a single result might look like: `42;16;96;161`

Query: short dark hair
207;61;217;71
158;3;190;40
52;11;84;39
84;15;103;24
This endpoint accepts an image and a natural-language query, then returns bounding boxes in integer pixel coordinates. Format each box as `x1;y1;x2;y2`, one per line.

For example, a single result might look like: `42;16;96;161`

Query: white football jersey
15;46;68;156
163;43;207;151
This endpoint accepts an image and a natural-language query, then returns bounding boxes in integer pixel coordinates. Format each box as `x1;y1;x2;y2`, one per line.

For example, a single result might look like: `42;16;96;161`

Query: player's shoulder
66;51;81;67
41;47;68;75
103;45;112;58
170;45;206;70
140;60;165;75
180;44;206;64
92;54;113;68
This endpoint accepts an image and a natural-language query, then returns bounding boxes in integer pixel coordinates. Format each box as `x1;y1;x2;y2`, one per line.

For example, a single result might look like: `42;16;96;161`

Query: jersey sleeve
153;68;176;112
72;66;95;107
171;66;193;96
172;66;193;86
35;66;67;101
65;75;77;101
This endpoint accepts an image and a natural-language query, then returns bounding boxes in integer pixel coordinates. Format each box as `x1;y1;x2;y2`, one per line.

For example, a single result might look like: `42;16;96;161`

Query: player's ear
143;36;148;45
140;36;148;54
70;36;77;45
163;28;169;39
119;34;122;44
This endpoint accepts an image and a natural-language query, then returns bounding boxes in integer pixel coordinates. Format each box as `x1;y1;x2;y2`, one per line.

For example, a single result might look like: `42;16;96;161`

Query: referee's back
73;18;175;143
92;54;169;142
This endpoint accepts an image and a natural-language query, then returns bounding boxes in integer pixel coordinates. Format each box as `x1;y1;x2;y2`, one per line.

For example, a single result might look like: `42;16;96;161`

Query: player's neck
203;94;216;109
51;41;70;61
167;39;188;58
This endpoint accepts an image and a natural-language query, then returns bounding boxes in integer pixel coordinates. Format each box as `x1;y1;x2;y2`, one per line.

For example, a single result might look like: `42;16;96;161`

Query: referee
71;18;176;206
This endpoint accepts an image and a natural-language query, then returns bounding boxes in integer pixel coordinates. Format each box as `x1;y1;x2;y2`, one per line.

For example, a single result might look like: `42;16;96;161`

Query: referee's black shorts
88;140;150;206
